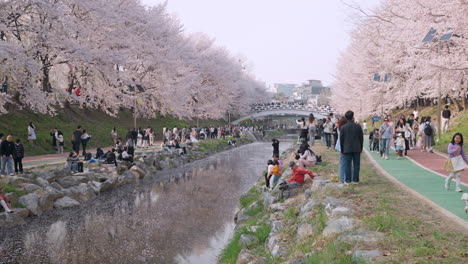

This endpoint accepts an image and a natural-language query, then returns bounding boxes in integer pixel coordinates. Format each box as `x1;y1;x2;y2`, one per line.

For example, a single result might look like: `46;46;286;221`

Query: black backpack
442;110;450;118
424;123;433;136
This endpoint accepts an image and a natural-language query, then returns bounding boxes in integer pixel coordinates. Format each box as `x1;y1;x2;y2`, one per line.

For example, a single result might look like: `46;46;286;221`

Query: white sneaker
385;155;389;160
456;187;463;193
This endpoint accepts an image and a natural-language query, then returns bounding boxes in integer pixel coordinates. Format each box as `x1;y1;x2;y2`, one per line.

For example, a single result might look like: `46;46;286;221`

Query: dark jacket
339;121;364;154
1;140;15;157
14;143;24;159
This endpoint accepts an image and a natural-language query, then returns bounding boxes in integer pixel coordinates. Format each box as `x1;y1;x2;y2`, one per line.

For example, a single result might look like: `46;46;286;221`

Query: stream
0;141;291;264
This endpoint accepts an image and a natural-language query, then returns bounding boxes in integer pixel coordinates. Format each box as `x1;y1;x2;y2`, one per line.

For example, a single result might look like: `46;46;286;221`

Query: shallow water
0;141;291;264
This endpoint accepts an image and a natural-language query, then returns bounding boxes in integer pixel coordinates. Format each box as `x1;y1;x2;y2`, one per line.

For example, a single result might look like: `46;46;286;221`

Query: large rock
57;176;89;188
54;196;81;209
311;178;332;191
34;177;50;188
8;176;33;185
36;172;60;183
19;189;63;216
49;182;63;191
0;209;30;227
338;229;385;243
87;181;102;194
239;234;258;247
270;221;283;233
99;176;118;192
234;209;251;225
23;184;42;192
352;250;382;262
323;216;359;236
297;223;315;241
63;183;96;203
260;192;276;208
326;206;354;219
236;249;255;264
300;198;319;216
267;234;282;252
269;203;285;212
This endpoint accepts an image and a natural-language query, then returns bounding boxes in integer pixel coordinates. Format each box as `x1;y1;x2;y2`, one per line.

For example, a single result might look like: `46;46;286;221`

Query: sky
141;0;381;88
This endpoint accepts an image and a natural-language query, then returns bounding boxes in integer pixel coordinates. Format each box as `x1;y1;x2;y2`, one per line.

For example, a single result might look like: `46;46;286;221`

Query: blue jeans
324;133;332;148
380;138;390;156
339;154;346;183
1;156;13;175
342;152;361;183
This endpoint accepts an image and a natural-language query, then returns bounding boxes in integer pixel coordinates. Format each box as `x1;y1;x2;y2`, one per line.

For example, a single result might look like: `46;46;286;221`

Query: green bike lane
363;139;468;222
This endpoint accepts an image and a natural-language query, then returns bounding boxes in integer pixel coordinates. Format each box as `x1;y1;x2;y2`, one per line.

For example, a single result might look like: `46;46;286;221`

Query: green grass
434;109;468;153
219;232;243;264
246;204;264;216
0;106;227;156
240;187;260;209
283;207;296;220
1;184;28;197
305;240;358;264
267;130;286;138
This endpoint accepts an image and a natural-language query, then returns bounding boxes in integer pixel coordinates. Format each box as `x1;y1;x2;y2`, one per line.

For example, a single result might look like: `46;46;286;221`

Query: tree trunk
448;94;463;112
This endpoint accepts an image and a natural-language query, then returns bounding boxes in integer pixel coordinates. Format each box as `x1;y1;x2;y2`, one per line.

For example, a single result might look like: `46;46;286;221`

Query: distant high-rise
274;83;296;97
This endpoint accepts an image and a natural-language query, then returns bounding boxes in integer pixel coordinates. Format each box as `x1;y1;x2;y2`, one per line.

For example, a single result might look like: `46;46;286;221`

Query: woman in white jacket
298;148;316;168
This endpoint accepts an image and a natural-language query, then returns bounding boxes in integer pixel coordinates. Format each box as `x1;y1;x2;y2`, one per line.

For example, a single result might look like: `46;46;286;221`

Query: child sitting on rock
0;186;13;213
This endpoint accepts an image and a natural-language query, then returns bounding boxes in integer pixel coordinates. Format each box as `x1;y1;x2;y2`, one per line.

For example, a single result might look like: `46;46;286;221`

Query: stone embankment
225;148;385;264
0;137;252;227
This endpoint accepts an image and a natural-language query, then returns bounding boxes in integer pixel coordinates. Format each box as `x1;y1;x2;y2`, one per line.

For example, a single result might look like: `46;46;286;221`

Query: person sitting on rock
105;149;117;166
121;146;133;163
273;155;283;172
296;146;317;168
66;152;80;173
0;186;14;213
279;161;314;198
95;147;105;160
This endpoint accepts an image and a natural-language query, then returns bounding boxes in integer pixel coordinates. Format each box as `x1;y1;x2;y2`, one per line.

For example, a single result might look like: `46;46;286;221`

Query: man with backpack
423;117;435;153
441;105;451;133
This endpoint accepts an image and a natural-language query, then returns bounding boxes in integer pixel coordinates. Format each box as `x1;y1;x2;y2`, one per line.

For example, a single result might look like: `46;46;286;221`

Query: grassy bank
0;106;226;156
221;144;468;263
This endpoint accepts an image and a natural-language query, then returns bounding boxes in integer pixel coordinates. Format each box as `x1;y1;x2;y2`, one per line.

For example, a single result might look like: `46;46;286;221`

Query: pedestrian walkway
22;144;162;169
364;139;467;222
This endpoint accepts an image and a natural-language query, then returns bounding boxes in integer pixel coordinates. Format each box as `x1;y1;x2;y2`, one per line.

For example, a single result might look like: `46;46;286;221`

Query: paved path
364;139;467;222
23;143;162;169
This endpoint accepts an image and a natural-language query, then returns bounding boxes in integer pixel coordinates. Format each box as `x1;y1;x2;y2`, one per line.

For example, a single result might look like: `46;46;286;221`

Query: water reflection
7;142;290;264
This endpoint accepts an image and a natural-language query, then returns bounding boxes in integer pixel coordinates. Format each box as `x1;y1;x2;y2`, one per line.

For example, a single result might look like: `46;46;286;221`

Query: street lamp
421;27;453;141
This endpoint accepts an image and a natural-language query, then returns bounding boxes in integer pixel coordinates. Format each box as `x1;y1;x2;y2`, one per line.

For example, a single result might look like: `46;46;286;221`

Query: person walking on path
323;117;334;149
28;122;36;144
379;118;393;160
1;135;15;176
423;117;435;153
308;114;317;146
13;139;24;174
442;105;451;133
50;128;58;150
339;111;364;183
363;120;368;135
81;129;91;156
296;117;308;141
272;138;280;157
444;133;468;192
56;131;64;154
72;126;83;153
111;127;118;144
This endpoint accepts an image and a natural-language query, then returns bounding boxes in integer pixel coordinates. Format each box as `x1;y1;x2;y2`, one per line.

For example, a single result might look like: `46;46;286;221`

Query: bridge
231;103;335;124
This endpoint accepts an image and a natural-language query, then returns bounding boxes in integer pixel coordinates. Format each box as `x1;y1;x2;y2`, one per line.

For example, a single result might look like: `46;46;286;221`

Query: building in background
293;80;331;105
274;83;297;97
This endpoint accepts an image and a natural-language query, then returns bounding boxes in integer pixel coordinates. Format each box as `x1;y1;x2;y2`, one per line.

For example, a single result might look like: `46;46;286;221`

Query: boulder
49;182;63;191
0;209;30;227
234;209;251;225
236;249;255;264
122;171;138;184
239;234;258;247
266;233;282;252
34;177;50;188
269;203;285;212
23;184;42;192
36;172;59;183
100;177;118;192
260;192;276;209
63;183;96;203
130;166;146;179
19;189;63;216
271;243;288;257
300;198;319;216
270;221;283;233
8;176;33;185
352;250;382;262
304;189;313;198
326;206;354;219
54;197;81;209
57;176;89;188
87;181;102;194
338;229;385;243
285;259;305;264
297;223;315;241
323;216;359;236
311;178;331;191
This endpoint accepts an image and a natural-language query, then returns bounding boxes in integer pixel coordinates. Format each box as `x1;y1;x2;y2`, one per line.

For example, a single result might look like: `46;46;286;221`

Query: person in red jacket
287;161;314;186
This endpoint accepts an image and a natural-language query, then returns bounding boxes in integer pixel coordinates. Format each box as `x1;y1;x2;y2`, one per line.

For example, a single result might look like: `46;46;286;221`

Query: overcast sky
141;0;381;87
